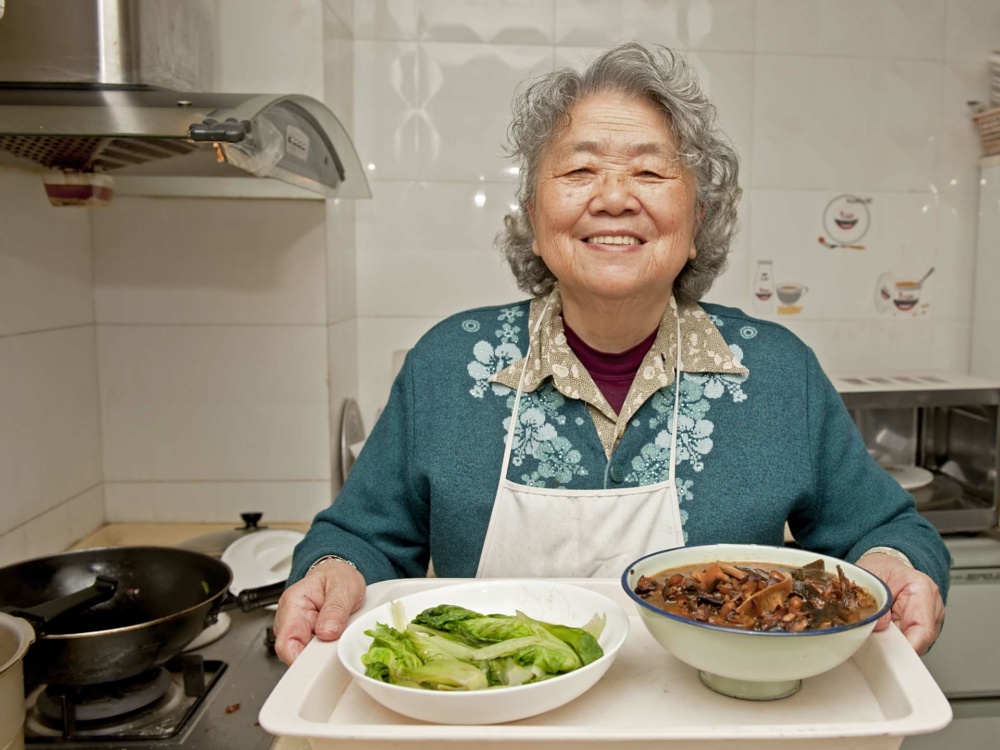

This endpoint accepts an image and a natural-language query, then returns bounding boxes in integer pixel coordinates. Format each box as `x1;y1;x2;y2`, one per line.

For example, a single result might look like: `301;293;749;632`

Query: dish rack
973;107;1000;156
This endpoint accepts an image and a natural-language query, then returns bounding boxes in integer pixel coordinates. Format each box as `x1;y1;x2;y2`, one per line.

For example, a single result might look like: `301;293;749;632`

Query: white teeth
587;235;641;245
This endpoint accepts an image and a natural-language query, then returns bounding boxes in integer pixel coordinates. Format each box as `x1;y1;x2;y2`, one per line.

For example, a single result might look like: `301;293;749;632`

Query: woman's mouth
584;235;643;245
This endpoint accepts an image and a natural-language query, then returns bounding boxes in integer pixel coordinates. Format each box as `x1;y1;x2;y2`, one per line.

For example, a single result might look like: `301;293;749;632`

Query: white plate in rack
882;464;934;490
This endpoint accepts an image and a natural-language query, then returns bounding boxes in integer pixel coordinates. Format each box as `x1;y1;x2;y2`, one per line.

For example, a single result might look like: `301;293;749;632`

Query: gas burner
23;607;280;750
35;668;174;726
25;656;225;742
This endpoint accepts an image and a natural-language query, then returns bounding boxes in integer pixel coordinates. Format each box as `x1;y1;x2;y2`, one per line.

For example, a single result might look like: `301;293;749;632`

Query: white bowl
622;544;892;701
337;580;629;724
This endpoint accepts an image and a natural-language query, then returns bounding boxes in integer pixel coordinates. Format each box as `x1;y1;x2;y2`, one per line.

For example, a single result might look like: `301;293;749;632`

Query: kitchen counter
69;521;309;550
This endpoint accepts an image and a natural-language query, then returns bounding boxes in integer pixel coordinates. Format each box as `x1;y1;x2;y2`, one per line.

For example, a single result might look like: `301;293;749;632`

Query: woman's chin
565;279;674;307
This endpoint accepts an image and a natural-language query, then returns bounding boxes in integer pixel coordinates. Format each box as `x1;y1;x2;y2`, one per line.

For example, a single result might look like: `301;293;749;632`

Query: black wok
0;546;285;686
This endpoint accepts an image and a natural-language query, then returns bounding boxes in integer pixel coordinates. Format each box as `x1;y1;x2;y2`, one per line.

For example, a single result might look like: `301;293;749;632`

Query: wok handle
219;580;287;613
0;575;117;630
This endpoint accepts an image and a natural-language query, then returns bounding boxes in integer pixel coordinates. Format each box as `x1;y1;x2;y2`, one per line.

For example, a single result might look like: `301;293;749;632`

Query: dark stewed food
632;559;880;632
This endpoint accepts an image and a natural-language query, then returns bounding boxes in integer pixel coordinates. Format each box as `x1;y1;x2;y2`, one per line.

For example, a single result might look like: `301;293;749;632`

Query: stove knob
264;625;277;656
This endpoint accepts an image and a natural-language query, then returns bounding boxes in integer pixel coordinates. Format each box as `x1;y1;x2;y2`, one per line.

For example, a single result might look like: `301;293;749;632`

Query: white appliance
901;535;1000;750
831;371;1000;749
971;154;1000;380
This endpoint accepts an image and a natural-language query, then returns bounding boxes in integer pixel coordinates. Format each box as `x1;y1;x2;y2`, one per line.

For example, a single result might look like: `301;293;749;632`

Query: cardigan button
609;464;626;483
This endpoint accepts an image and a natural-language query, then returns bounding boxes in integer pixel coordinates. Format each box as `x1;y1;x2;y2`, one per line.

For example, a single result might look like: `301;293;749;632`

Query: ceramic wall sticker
874;267;934;316
818;194;871;250
752;260;775;315
752;261;807;317
775;281;808;316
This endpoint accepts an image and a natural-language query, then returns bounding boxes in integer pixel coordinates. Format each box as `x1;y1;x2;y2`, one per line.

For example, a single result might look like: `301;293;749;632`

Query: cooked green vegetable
361;603;606;691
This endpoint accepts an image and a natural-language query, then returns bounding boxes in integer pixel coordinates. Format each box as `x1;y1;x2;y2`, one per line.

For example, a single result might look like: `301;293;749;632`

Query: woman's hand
273;559;366;665
856;551;945;655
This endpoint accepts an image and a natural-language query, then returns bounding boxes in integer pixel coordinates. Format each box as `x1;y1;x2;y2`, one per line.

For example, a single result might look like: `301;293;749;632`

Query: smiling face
529;91;699;319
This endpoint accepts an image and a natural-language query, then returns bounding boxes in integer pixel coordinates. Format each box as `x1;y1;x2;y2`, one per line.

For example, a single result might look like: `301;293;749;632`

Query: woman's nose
589;173;640;215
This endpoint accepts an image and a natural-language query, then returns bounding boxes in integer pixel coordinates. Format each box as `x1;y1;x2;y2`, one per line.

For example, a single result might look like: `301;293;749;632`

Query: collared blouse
492;286;748;458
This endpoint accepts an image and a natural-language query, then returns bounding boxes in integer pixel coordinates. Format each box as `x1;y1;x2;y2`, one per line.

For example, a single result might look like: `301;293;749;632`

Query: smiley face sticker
819;194;870;250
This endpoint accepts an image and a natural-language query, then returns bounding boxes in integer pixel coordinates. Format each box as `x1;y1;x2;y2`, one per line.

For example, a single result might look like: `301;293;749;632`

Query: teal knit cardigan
290;301;950;599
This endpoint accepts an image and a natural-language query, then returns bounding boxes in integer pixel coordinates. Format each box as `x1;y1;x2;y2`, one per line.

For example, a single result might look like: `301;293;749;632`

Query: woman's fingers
872;609;892;632
273;580;321;665
891;579;946;655
857;552;944;656
273;563;366;665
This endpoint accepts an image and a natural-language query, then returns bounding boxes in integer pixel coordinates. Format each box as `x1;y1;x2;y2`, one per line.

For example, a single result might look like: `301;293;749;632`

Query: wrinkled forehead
543;92;680;161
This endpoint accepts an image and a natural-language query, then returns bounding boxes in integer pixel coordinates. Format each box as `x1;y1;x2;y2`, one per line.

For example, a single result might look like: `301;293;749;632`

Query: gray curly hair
496;41;741;305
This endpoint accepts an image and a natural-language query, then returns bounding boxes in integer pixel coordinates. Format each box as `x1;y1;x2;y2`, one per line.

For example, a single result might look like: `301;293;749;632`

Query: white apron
477;315;686;579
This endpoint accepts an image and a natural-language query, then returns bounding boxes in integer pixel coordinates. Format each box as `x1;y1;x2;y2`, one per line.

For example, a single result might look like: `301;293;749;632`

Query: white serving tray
259;578;952;750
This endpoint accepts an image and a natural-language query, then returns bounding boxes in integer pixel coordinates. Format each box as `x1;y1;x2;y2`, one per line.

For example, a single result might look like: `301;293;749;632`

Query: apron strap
497;304;549;484
668;314;682;484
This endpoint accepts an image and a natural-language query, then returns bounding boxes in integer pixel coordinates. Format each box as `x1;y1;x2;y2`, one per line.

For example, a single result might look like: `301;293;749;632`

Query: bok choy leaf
360;602;606;691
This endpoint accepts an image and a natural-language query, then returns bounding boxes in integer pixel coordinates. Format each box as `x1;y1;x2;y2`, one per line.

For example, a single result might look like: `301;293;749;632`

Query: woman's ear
527;204;542;257
689;202;705;260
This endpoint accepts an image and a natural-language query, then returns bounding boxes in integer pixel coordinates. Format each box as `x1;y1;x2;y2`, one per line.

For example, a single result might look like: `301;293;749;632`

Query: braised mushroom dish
633;559;880;632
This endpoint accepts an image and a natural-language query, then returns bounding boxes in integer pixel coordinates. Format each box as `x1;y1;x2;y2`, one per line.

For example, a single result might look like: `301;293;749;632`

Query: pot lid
221;529;304;608
177;512;272;558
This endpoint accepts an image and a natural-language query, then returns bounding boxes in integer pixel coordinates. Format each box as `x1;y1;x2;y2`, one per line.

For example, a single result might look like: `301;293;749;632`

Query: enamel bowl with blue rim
622;543;892;701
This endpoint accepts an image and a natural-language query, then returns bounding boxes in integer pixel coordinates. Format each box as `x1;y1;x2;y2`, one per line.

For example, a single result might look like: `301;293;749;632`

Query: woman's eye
640;170;664;178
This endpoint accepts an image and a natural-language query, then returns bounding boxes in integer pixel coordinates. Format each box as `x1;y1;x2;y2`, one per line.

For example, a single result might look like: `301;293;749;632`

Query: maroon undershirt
562;317;658;414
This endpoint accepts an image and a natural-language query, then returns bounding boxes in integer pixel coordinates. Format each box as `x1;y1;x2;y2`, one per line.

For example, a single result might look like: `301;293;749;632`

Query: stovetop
25;608;286;750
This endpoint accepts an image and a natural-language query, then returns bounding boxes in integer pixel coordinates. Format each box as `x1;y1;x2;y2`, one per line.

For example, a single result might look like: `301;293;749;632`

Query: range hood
0;0;370;203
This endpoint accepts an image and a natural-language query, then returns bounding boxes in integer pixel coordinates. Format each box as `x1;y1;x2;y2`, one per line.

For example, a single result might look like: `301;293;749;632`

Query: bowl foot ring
698;671;802;701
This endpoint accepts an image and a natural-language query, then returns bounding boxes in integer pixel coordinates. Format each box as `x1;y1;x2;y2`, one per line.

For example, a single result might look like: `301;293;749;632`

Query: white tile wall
0;166;104;554
87;184;337;522
354;0;555;44
103;481;330;524
938;60;993;194
756;0;948;60
213;0;325;99
751;56;943;192
327;197;358;324
0;327;103;529
329;319;359;489
418;43;554;180
91;194;333;521
0;486;105;568
92;198;327;325
98;324;329;480
944;0;1000;62
0;168;94;337
701;195;752;311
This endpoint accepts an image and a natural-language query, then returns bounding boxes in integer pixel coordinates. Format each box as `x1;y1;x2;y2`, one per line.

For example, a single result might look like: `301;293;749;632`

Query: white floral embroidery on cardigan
490;286;748;457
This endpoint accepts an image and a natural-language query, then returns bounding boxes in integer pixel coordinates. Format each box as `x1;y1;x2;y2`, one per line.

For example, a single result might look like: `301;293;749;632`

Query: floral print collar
491;286;749;431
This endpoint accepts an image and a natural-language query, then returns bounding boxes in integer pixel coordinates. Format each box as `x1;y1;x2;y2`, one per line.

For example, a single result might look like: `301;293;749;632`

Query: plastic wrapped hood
0;86;371;200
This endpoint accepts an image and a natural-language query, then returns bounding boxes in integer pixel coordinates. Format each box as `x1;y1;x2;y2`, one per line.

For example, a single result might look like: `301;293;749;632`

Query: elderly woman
274;42;948;664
